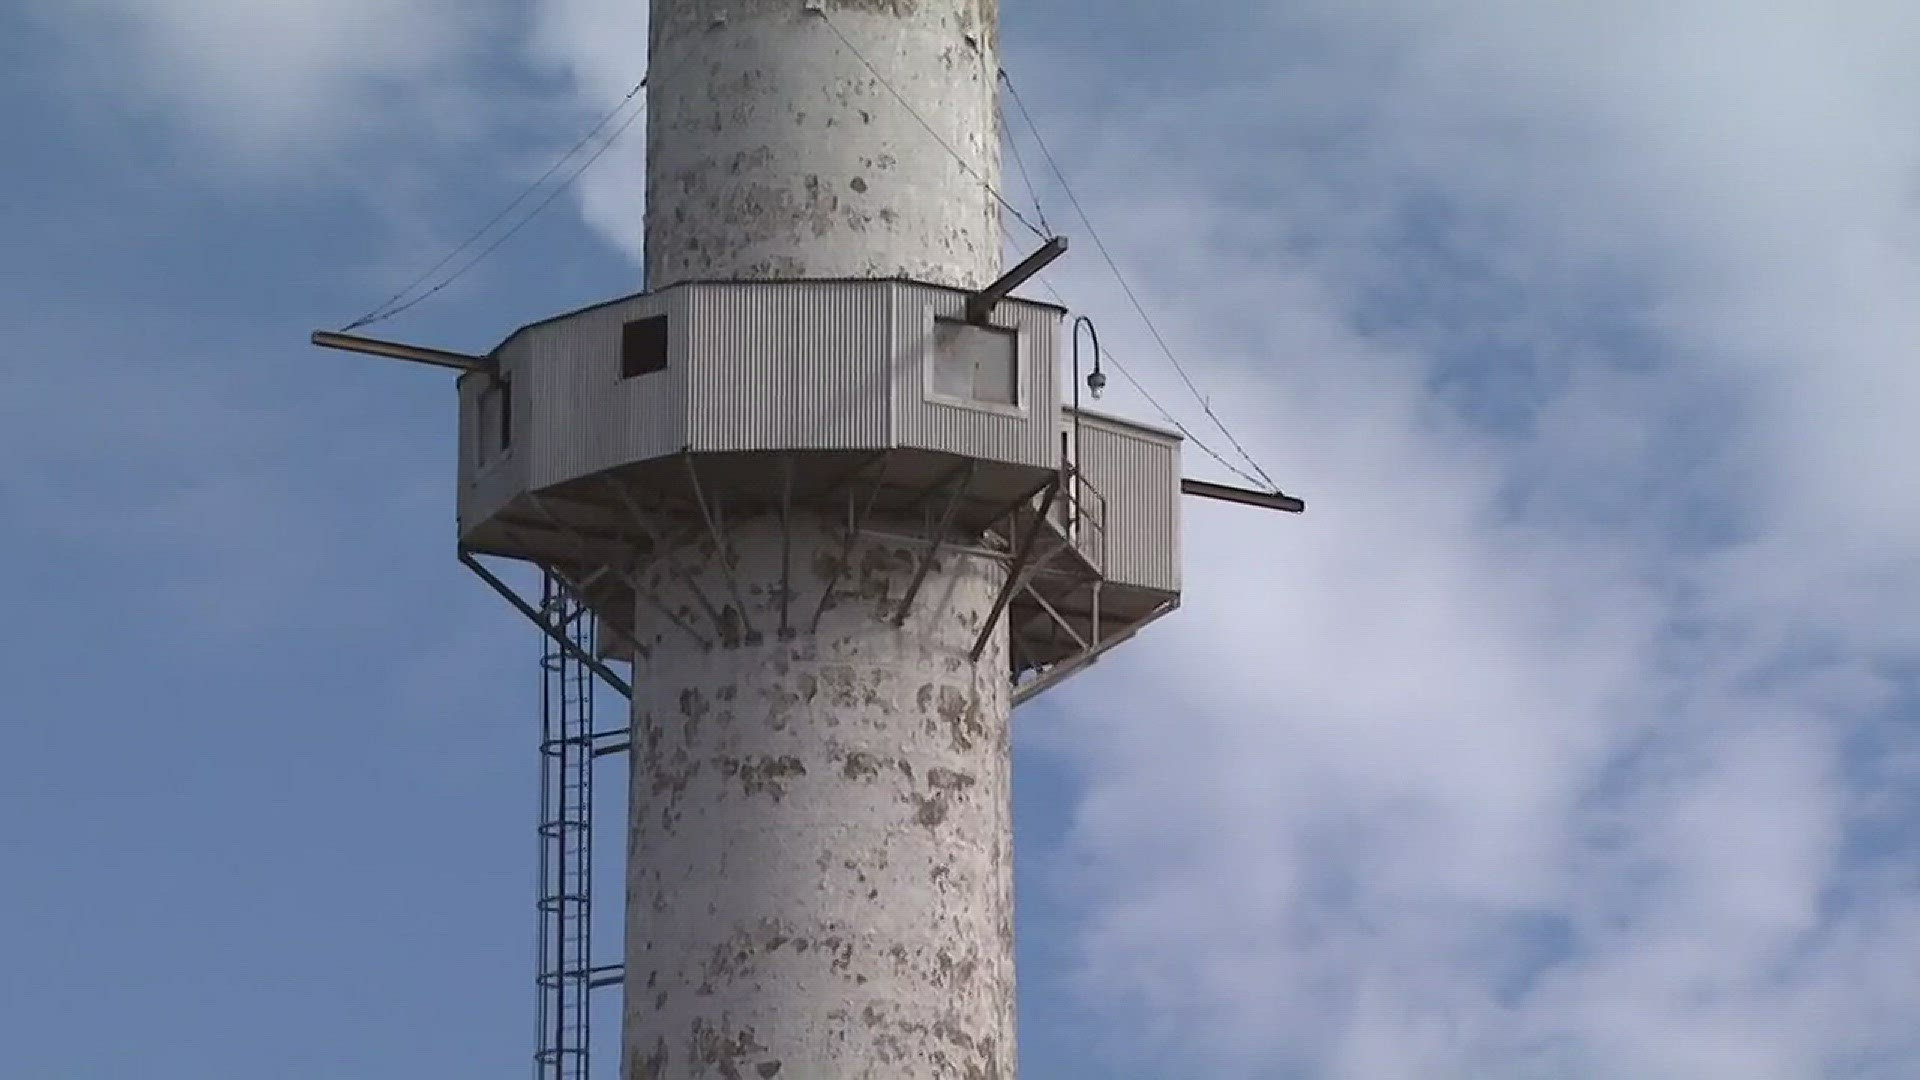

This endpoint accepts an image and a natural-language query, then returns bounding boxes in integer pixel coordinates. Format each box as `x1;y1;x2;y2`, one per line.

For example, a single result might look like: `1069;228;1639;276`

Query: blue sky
6;1;1920;1078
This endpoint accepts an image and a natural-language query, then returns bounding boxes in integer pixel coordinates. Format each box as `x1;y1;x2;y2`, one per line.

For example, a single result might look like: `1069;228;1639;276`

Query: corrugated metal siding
684;282;892;451
456;362;527;539
1071;412;1182;593
893;283;1059;468
464;450;527;538
468;278;1065;515
524;293;682;491
646;287;694;459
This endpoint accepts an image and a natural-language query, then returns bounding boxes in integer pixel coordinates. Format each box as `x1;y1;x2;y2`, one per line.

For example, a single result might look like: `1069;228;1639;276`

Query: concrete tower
320;1;1227;1075
625;9;1033;1075
646;0;1004;291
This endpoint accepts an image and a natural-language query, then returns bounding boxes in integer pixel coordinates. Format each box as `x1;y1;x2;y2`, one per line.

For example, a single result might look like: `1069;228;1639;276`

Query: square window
622;316;669;379
930;319;1019;407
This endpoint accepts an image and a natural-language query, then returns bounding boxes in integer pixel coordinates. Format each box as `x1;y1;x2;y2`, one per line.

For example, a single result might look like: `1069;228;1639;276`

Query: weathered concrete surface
646;0;1004;290
621;511;1016;1079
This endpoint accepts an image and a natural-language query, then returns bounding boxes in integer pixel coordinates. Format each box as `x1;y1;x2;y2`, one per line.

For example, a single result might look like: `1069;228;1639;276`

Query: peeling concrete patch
692;1017;769;1079
926;767;976;791
717;755;807;799
912;793;950;827
634;1035;669;1080
624;512;1015;1077
647;0;1000;291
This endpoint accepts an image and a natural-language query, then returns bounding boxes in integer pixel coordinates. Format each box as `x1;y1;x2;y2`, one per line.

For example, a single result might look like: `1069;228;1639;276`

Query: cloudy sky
5;1;1919;1077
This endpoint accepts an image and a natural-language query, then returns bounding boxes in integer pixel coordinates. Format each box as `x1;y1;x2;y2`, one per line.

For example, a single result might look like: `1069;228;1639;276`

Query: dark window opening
498;376;512;451
478;376;512;465
622;316;669;379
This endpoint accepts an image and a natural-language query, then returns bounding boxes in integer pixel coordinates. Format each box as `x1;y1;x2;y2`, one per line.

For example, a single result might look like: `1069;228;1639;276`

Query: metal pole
1071;316;1103;538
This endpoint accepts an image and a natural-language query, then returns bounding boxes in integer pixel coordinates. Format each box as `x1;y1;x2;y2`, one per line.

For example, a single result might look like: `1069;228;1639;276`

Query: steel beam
967;236;1068;324
970;477;1061;662
1011;599;1179;707
684;453;761;644
310;330;493;374
598;483;731;645
809;454;895;634
460;551;633;698
1182;477;1306;514
892;461;976;627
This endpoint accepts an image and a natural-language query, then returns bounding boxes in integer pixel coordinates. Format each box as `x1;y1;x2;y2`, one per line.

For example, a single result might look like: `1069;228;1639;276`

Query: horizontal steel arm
1181;478;1306;515
311;330;495;374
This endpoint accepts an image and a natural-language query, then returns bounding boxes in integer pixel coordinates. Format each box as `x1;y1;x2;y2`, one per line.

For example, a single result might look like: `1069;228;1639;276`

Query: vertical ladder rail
535;572;596;1080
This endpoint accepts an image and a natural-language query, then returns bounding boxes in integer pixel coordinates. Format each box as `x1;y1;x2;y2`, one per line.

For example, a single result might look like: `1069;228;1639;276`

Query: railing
1056;463;1109;580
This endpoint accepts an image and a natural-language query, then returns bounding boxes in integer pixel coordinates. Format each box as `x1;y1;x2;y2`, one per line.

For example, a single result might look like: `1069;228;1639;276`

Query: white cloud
973;1;1920;1076
512;0;1920;1072
74;0;1902;1072
31;0;499;167
527;0;650;263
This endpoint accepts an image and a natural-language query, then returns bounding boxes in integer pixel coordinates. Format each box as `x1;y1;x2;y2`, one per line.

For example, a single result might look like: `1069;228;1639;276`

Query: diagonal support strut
460;551;633;699
970;476;1062;663
893;460;977;627
810;452;895;634
683;453;761;644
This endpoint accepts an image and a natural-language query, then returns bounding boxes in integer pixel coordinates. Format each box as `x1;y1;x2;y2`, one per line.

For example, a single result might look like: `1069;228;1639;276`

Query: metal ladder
534;572;596;1080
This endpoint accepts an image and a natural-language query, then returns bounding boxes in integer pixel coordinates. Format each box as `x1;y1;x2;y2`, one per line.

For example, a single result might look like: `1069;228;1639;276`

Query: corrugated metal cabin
454;277;1185;686
458;279;1062;522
